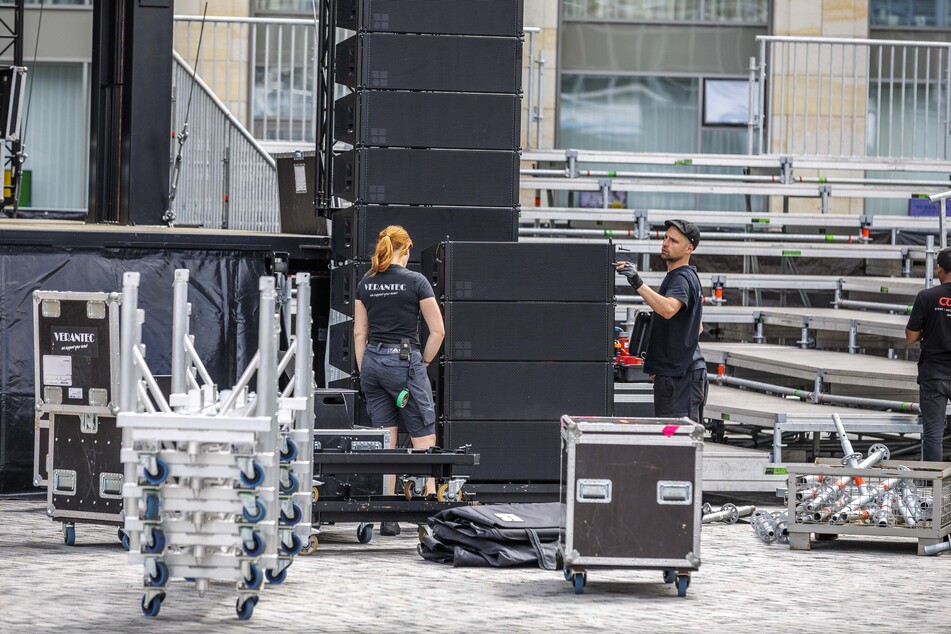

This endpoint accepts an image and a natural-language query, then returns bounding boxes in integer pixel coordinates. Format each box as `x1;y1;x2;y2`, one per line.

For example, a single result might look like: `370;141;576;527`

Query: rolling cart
33;290;125;546
558;416;703;596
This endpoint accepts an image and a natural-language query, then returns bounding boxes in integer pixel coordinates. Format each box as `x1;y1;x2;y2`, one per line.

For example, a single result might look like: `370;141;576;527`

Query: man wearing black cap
616;219;707;423
905;247;951;462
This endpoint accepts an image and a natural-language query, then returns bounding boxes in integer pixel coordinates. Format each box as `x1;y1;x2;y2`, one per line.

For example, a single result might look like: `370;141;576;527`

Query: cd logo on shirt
939;297;951;307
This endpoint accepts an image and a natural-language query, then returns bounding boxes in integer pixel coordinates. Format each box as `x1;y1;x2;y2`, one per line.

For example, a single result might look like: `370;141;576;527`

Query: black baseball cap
665;219;700;249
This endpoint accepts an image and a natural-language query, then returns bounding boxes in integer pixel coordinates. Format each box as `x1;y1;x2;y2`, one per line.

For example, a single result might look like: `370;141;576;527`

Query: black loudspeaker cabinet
334;91;521;151
439;361;614;420
442;302;613;361
331;262;370;317
442;420;560;482
328;320;356;375
326;376;375;427
274;150;329;235
337;0;524;37
331;205;518;264
333;148;519;207
336;34;522;93
48;413;124;524
422;242;616;303
314;388;358;429
330;261;424;317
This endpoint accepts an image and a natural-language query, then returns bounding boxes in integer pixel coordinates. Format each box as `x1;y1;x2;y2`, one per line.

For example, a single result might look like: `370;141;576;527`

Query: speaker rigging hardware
165;2;209;227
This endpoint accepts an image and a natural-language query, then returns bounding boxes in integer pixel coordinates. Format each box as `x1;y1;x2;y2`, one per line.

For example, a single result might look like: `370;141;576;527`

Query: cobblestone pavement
1;496;949;634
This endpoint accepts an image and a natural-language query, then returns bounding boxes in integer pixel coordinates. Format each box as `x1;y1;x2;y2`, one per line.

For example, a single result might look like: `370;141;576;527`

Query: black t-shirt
356;265;435;346
643;265;705;377
906;281;951;383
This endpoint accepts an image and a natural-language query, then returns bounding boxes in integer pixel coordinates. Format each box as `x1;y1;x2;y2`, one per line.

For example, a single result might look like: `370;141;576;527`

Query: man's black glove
616;262;644;290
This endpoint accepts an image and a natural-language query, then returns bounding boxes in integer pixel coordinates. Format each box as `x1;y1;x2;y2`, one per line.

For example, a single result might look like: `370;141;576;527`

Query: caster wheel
281;532;303;556
265;567;288;585
572;572;586;595
436;483;462;502
312;485;320;502
280;503;303;526
243;531;265;557
236;596;258;621
663;570;676;584
402;481;414;500
144;493;160;521
147;561;169;587
243;564;263;590
242;499;267;524
143;458;169;485
300;534;319;556
63;524;76;547
145;529;166;554
357;523;373;544
280;439;298;463
141;592;165;618
676;575;690;598
280;470;300;495
240;462;265;489
563;567;572;582
119;528;130;551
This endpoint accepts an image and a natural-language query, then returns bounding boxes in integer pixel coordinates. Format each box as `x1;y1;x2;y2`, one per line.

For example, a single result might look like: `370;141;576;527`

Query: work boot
380;522;401;536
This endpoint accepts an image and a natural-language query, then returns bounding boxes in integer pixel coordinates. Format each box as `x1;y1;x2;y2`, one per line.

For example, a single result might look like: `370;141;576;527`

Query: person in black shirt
354;226;445;534
617;219;707;423
905;247;951;462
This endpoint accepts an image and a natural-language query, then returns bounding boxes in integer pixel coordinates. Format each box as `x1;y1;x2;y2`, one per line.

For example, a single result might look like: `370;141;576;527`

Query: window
870;0;951;27
254;0;314;14
18;63;87;210
563;0;767;22
560;75;698;153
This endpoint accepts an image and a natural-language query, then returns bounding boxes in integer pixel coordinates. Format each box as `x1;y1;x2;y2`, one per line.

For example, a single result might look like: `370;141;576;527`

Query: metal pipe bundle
751;510;789;544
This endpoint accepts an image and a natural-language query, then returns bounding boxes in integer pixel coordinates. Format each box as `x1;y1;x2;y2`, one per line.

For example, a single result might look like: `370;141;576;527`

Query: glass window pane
254;0;313;13
564;0;767;22
560;74;698;210
19;63;86;209
564;0;701;21
870;0;941;27
703;0;768;22
560;74;698;153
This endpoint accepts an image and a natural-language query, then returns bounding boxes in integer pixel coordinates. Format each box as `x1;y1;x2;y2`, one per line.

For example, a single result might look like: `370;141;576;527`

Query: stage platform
700;342;919;393
704;385;921;462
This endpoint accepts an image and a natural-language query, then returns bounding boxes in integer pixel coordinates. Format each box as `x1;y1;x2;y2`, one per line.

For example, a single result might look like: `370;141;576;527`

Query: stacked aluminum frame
118;270;314;620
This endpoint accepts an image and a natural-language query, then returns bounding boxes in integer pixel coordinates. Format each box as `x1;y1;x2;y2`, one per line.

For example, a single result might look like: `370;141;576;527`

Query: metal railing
170;51;278;232
750;35;951;161
175;15;322;144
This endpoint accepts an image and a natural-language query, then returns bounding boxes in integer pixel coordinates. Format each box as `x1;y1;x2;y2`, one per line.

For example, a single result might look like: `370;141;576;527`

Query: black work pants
653;367;708;424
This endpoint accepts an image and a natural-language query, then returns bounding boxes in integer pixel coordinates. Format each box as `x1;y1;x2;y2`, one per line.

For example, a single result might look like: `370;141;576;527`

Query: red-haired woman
353;225;445;535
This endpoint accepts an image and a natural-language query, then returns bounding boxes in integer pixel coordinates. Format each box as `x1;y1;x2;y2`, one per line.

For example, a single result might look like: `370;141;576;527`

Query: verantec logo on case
939;297;951;307
50;328;99;356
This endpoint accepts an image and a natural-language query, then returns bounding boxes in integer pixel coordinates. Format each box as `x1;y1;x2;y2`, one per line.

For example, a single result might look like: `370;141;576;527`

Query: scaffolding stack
117;270;314;620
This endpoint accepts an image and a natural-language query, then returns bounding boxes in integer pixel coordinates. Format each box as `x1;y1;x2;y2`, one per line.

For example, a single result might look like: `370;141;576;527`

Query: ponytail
370;225;413;274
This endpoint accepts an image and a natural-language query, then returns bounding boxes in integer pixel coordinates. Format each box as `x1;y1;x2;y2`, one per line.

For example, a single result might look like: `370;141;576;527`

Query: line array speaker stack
326;0;524;392
422;242;616;487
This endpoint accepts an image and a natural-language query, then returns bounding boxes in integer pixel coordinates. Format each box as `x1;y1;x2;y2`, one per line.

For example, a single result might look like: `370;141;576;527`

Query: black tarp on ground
0;246;268;492
418;502;560;569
